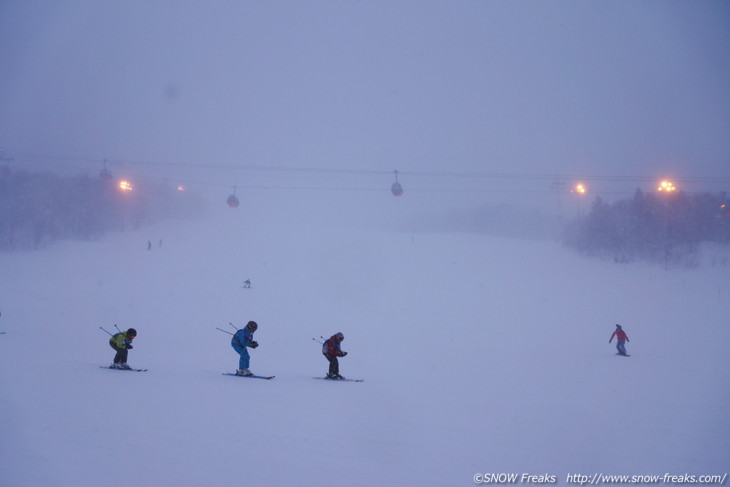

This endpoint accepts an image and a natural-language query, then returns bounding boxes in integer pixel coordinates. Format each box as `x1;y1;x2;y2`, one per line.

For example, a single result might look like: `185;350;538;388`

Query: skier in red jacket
609;324;630;356
322;332;347;379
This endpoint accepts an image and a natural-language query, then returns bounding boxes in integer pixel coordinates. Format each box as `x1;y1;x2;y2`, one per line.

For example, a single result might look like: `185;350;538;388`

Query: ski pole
228;322;238;332
114;324;122;333
216;327;234;336
100;326;114;337
312;337;323;344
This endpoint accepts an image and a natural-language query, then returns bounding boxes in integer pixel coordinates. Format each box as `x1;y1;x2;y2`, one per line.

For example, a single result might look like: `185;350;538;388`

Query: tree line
0;169;206;251
563;189;730;267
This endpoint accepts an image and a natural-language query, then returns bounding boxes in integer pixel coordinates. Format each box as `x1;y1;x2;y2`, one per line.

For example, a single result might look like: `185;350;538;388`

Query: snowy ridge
0;203;728;486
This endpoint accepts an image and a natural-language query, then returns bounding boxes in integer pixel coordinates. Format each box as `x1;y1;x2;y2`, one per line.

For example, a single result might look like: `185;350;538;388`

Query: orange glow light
657;180;676;192
119;180;133;191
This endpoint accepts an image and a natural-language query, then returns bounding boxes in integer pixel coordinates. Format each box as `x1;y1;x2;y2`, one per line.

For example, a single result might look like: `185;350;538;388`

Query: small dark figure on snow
609;324;630;356
147;240;152;251
243;279;251;288
322;332;347;379
109;328;137;369
231;321;258;376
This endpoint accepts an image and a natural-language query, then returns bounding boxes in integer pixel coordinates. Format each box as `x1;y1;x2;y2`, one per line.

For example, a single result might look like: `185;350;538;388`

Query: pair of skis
222;373;275;380
314;376;364;383
100;366;148;372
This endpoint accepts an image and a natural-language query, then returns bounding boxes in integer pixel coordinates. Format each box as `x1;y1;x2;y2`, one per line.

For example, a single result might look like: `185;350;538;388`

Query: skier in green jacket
109;328;137;369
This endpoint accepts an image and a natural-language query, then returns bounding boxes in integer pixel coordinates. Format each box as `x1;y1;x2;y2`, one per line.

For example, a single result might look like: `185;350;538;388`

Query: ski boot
119;363;132;370
110;363;120;369
236;368;253;377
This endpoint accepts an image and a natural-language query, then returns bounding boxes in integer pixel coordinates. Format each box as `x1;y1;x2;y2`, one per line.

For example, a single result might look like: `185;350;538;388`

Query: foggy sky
0;0;728;205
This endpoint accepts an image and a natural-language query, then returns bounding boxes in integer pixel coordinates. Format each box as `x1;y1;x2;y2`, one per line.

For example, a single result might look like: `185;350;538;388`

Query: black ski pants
109;342;128;364
324;354;339;375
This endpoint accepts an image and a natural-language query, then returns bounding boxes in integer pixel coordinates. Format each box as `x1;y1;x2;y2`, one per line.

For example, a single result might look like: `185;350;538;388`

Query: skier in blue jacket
231;321;258;376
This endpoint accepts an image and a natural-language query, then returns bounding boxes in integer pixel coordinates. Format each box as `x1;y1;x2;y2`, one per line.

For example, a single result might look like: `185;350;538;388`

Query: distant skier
609;324;630;356
243;279;251;289
322;332;348;379
147;240;152;251
231;321;259;376
109;328;137;369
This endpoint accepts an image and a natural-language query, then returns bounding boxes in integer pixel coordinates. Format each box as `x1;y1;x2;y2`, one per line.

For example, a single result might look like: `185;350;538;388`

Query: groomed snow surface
1;198;728;487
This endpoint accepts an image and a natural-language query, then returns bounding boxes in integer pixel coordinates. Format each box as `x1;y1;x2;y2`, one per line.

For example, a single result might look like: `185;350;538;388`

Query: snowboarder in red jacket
609;324;630;356
322;332;347;379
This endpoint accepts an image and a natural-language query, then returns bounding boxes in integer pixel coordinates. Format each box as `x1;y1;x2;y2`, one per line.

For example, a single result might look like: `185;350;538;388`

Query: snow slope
1;196;728;487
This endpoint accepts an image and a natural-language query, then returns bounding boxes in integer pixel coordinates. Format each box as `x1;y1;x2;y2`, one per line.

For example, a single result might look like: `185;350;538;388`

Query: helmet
247;321;258;331
334;332;344;342
127;328;137;338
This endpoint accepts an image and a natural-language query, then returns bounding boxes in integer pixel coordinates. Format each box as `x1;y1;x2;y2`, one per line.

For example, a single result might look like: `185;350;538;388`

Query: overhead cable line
9;151;730;184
